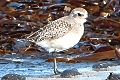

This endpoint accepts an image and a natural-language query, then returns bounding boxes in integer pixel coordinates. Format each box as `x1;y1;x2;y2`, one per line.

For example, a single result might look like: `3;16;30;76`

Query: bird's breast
36;28;84;53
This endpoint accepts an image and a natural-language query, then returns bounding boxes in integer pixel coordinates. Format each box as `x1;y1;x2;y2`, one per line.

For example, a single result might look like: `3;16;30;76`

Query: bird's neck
74;18;86;25
69;16;85;25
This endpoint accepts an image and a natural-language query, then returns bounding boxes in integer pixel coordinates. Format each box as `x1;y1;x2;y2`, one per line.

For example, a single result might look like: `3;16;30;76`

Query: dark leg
52;51;61;75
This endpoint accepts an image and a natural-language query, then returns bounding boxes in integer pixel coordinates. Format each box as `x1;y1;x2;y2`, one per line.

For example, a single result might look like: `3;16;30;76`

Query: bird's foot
54;69;61;75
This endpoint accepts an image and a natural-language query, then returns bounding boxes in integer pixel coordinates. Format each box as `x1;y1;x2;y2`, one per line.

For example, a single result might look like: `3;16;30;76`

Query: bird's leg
52;50;61;75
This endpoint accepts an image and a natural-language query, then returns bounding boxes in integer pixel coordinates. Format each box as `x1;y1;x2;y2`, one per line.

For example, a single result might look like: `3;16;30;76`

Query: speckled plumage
26;8;88;74
27;8;88;53
27;17;73;42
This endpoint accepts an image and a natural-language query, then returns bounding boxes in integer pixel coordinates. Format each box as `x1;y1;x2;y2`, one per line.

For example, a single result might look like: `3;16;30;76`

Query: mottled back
27;16;73;42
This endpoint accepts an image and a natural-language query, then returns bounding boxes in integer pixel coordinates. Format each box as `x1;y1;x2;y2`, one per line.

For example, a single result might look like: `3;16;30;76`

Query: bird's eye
78;13;83;16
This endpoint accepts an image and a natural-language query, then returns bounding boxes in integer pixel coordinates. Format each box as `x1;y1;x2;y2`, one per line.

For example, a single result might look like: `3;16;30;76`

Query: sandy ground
0;57;120;80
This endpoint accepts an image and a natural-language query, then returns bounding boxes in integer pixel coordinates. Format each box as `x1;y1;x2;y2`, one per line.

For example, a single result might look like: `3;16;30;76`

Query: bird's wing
26;17;73;42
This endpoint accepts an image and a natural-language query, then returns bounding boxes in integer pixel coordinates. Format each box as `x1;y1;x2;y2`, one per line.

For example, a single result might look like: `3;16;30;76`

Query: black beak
85;17;94;21
85;17;89;20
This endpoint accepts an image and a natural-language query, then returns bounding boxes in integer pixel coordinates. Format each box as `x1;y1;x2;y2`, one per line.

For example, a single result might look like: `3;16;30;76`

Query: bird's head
69;8;88;24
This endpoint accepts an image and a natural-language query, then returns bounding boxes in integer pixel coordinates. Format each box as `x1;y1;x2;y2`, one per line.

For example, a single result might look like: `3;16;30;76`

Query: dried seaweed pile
0;0;120;63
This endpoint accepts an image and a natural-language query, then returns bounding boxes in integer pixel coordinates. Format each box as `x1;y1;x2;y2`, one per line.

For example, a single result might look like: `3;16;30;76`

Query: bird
26;7;88;74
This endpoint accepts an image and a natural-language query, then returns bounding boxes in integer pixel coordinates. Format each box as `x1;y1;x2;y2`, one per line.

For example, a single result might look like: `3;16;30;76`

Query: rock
1;74;26;80
60;68;81;78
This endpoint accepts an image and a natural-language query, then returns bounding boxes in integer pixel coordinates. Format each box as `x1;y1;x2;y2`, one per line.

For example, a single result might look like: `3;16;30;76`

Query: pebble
60;68;81;78
1;74;26;80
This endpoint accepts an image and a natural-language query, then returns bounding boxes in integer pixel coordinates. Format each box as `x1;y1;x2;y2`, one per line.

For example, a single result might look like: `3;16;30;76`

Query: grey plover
27;8;88;74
